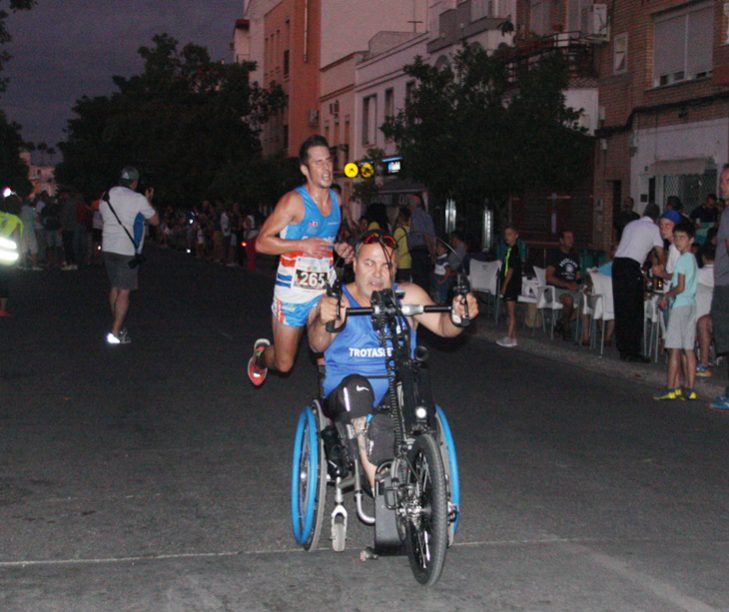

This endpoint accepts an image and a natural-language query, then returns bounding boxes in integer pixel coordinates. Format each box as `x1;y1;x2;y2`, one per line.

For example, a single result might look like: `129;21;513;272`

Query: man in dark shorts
710;166;729;410
545;229;582;340
100;167;158;345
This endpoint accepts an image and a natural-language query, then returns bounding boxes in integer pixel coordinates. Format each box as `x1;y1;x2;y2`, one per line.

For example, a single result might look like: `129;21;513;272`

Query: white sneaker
106;331;131;345
496;336;516;348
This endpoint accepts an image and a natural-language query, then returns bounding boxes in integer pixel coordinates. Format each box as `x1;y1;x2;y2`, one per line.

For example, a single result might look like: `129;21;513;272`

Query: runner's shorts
103;252;139;291
271;294;322;327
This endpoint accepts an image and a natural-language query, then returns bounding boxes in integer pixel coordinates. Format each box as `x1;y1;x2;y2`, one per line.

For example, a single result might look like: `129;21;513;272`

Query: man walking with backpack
100;166;158;345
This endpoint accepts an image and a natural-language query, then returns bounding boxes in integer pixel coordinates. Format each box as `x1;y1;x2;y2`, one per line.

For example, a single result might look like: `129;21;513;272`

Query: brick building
593;0;729;251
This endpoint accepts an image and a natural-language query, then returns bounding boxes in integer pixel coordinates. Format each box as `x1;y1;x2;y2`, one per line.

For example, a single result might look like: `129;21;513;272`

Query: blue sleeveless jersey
274;186;341;304
323;285;417;407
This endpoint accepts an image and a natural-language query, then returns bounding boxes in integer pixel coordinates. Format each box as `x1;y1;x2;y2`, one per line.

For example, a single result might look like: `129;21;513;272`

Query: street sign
344;162;359;178
360;162;374;178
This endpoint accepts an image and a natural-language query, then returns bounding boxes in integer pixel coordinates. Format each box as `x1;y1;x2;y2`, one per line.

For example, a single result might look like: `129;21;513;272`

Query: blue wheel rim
436;405;461;534
291;407;318;546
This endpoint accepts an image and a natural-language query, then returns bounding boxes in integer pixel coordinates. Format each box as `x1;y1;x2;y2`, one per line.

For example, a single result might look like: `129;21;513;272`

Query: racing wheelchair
291;278;469;586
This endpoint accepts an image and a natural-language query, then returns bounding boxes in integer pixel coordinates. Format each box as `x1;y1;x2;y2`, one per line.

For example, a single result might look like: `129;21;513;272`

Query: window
384;88;394;120
283;49;289;77
613;33;627;74
529;0;552;36
362;95;377;146
653;2;713;87
568;0;592;33
405;80;416;105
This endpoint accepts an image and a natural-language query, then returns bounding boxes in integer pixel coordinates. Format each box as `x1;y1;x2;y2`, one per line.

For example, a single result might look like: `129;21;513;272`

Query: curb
469;321;726;403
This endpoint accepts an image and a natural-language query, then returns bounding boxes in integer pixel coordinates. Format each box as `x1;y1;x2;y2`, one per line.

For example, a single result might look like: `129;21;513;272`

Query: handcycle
291;277;470;586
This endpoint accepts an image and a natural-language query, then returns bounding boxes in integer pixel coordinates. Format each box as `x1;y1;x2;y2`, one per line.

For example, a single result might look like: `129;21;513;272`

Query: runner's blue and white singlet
323;285;417;407
274;186;341;304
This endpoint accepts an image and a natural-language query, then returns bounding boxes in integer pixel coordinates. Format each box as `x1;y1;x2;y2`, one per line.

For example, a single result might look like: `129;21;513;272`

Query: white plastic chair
588;270;614;356
469;259;502;322
518;266;563;338
644;295;666;363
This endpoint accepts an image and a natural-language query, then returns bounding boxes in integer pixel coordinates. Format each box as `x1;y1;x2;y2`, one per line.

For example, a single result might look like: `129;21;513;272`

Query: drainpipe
303;0;309;63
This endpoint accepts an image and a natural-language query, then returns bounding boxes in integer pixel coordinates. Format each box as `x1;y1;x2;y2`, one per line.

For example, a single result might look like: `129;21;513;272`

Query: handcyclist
247;135;353;386
307;229;478;486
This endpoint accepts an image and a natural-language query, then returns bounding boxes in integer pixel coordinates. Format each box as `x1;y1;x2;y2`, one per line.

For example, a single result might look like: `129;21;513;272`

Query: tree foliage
0;110;31;195
0;0;34;94
56;34;285;205
382;44;592;225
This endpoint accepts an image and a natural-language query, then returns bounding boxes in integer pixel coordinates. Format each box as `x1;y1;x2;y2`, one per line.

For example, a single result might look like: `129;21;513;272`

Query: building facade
593;0;729;250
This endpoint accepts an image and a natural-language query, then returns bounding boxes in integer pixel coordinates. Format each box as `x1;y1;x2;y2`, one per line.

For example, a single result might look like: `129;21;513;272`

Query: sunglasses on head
359;230;397;249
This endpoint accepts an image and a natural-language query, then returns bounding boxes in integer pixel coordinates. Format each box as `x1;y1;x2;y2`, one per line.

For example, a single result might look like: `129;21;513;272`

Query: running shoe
496;336;516;348
106;331;131;345
247;338;270;386
710;393;729;411
653;388;681;401
682;389;698;401
695;364;712;378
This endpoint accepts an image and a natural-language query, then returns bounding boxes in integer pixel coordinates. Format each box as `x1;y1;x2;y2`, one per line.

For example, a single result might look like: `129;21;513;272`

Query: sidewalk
468;307;727;403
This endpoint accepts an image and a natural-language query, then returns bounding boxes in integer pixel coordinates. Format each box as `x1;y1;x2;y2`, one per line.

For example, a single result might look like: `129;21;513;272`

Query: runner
247;135;353;386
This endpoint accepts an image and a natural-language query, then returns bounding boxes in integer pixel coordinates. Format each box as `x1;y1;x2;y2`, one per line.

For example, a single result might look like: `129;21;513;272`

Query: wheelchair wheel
435;405;461;545
401;432;448;586
291;404;327;550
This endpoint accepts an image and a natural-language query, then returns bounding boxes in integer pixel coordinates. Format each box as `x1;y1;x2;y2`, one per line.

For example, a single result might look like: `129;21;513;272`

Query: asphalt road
2;248;729;611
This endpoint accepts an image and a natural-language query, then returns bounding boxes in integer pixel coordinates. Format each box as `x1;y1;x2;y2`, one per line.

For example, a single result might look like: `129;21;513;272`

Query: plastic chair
469;259;502;322
644;295;666;363
587;270;614;356
518;266;563;338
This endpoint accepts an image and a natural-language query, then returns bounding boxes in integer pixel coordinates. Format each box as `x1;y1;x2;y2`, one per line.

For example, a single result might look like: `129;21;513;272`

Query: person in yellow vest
0;191;24;316
393;207;411;282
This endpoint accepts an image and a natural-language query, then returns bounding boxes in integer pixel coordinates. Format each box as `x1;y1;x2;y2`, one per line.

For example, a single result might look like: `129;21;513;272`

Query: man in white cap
100;166;158;345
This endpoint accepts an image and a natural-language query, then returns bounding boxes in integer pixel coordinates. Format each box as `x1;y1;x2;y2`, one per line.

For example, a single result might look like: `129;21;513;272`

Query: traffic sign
360;162;374;179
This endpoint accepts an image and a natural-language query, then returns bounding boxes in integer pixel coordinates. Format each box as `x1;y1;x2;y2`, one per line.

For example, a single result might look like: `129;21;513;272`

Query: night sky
2;1;243;158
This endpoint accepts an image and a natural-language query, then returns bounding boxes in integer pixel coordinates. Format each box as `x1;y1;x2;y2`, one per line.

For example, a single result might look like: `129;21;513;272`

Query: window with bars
653;1;713;87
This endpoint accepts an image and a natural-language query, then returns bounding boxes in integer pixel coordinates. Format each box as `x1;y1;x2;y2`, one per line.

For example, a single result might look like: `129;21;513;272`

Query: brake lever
325;280;347;333
453;273;471;327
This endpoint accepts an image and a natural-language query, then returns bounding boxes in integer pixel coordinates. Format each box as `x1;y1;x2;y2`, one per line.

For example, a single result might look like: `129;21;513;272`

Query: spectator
19;196;40;270
365;202;389;232
448;230;468;274
100;166;159;345
652;210;682;286
40;194;63;269
393;207;411;282
612;203;664;362
710;165;729;410
242;208;259;273
74;193;92;267
613;197;639;242
496;224;522;348
59;190;77;270
654;221;698;400
691;193;719;246
696;244;714;378
545;229;582;341
665;195;691;224
33;191;48;265
430;239;451;305
91;196;104;265
407;194;435;291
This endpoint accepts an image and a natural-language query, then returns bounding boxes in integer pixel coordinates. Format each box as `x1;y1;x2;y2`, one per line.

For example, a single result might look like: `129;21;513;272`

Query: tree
383;44;592;231
55;34;284;205
0;0;34;95
0;111;31;196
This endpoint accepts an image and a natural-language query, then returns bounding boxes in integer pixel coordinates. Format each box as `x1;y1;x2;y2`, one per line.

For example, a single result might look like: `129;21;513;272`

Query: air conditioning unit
308;109;319;127
581;3;609;41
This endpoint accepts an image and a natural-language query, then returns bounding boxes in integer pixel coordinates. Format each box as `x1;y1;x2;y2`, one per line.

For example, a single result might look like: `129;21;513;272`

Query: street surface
2;248;729;611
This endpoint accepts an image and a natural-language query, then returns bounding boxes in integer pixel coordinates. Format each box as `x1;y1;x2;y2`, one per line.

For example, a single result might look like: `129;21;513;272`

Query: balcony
504;32;597;84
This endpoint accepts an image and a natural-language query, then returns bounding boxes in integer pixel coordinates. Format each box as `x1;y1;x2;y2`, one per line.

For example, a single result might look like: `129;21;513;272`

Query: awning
648;157;715;176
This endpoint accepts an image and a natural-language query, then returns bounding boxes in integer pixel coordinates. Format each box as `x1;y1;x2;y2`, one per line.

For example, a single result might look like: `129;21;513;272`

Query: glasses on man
359;230;397;250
